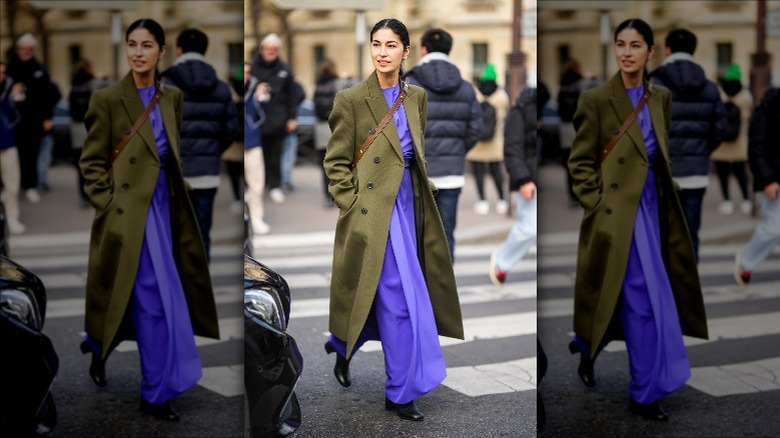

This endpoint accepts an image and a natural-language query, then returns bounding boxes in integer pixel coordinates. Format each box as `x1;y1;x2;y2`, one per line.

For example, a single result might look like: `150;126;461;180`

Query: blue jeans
280;133;298;189
37;133;53;188
678;188;706;262
740;192;780;271
495;192;537;272
434;188;461;262
188;187;217;261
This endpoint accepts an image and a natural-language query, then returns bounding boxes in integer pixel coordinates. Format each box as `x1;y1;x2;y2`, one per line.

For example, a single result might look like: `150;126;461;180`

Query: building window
228;43;243;84
69;44;81;77
558;44;570;79
472;43;488;83
716;43;733;80
314;45;325;82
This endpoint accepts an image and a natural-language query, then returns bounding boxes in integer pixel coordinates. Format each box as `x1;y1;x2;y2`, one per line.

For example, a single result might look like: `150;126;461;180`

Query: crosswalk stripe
687;357;780;397
441;357;537;396
199;365;244;397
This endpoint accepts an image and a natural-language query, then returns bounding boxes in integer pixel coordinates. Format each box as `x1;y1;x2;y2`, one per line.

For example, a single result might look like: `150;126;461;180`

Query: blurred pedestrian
162;28;240;260
567;18;707;421
313;57;357;207
323;18;463;421
734;87;780;287
251;33;297;204
650;28;728;261
404;27;482;260
488;87;537;286
69;58;95;208
466;64;511;215
713;63;753;215
6;33;58;204
0;60;26;234
78;18;219;421
557;58;583;207
36;79;60;194
280;78;305;193
244;63;270;235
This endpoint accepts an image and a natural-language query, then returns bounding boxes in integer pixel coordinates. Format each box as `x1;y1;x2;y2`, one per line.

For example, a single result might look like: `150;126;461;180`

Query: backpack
723;100;741;141
313;79;337;120
479;100;497;141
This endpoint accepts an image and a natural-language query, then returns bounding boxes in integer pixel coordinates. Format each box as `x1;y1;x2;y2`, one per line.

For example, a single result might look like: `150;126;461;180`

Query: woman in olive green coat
567;18;707;420
322;19;463;421
79;19;218;420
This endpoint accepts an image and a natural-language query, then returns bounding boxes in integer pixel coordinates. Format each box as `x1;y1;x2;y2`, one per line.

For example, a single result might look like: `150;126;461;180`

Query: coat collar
607;72;665;164
118;71;177;164
363;71;423;162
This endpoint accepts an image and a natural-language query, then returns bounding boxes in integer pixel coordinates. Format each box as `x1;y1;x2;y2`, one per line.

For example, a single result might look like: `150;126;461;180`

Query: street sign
768;9;780;37
27;1;139;10
271;0;386;10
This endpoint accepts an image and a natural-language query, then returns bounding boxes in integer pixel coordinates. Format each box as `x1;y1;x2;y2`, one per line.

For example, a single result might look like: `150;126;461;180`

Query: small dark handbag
598;83;652;164
350;78;409;171
108;81;164;166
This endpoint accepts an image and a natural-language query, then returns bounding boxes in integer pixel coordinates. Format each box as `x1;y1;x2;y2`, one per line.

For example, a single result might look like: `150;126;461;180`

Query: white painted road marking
687;357;780;397
442;357;537;396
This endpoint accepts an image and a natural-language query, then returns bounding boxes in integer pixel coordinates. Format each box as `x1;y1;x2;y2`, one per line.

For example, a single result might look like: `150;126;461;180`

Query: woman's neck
621;70;644;89
132;71;155;88
377;70;399;89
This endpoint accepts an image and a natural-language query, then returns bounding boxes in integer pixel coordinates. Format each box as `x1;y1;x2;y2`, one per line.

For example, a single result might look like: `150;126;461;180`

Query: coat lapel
119;72;160;164
364;72;403;161
648;87;667;161
159;83;179;162
608;73;648;164
404;86;423;158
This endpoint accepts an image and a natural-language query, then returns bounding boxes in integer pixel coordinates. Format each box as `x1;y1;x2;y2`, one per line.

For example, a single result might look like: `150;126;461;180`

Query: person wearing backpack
466;64;511;215
313;57;357;207
712;63;753;215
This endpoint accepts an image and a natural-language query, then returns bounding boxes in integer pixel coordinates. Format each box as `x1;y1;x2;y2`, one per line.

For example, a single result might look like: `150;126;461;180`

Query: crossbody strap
109;81;165;166
598;83;652;165
351;78;409;171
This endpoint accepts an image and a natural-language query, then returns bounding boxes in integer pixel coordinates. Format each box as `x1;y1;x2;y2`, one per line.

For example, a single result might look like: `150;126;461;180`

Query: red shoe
734;252;751;287
489;252;506;286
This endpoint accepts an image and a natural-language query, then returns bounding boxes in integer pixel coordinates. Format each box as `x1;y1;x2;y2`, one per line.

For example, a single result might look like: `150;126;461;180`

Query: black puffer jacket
404;59;482;178
650;58;728;179
504;88;537;188
162;59;239;178
251;56;296;138
748;87;780;192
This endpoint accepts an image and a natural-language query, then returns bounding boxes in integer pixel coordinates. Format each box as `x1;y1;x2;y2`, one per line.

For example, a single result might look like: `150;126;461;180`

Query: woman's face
370;28;409;76
126;28;164;76
614;28;654;76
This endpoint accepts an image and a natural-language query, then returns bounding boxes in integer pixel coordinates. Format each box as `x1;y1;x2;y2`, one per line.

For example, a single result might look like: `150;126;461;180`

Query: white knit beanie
261;33;282;49
17;33;37;48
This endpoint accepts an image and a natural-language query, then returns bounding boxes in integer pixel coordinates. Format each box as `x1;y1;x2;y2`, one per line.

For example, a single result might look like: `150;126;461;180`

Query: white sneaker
7;219;26;235
252;220;271;235
269;188;286;204
229;200;243;215
25;188;41;203
740;200;753;215
718;201;734;215
495;200;509;215
474;200;489;215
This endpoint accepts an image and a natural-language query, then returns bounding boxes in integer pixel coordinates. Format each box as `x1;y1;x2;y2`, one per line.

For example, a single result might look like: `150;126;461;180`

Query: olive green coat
80;72;219;358
567;73;708;357
323;71;464;358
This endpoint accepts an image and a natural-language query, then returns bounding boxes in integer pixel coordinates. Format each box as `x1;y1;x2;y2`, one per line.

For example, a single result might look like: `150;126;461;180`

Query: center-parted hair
126;18;166;48
614;18;655;82
421;28;453;55
177;28;209;55
369;18;410;78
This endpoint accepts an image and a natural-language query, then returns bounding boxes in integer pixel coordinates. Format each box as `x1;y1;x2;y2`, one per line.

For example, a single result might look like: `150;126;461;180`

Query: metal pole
506;0;525;102
111;10;121;81
751;0;771;106
356;11;366;80
599;11;610;81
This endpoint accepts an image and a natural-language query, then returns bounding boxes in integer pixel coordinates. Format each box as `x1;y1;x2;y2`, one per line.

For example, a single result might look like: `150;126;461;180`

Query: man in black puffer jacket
404;28;482;261
162;28;239;260
650;28;727;261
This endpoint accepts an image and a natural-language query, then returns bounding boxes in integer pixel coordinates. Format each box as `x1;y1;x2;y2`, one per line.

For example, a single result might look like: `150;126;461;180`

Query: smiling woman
78;17;219;422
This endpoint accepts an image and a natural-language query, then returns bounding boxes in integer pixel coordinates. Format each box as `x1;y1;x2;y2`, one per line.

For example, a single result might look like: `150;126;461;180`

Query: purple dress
85;85;201;404
328;86;447;404
620;85;690;403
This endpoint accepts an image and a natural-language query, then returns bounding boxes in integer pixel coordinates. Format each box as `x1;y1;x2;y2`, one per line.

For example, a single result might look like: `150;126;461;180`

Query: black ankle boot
80;341;107;388
568;341;595;388
140;399;180;421
385;398;424;421
324;341;351;387
629;399;668;421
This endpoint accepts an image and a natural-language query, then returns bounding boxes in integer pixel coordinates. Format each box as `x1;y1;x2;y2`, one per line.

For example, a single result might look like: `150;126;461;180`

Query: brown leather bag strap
598;83;652;164
109;81;165;166
351;78;409;170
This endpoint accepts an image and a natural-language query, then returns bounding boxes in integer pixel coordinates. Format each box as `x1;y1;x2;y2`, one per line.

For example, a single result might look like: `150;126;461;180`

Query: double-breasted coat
324;71;464;358
567;73;708;357
80;72;220;358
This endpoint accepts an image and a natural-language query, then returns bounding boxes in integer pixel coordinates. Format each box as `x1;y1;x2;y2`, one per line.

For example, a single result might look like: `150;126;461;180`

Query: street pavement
536;161;780;437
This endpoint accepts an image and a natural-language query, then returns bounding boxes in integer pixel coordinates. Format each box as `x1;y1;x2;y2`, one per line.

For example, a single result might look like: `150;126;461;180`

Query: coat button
361;208;368;214
613;128;619;135
373;157;380;163
369;128;376;135
122;183;129;189
367;182;374;189
610;183;618;190
618;157;625;164
605;207;612;215
129;156;137;164
117;207;124;214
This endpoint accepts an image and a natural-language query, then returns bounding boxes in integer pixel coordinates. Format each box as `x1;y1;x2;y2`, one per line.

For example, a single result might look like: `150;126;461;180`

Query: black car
244;255;303;437
0;255;59;436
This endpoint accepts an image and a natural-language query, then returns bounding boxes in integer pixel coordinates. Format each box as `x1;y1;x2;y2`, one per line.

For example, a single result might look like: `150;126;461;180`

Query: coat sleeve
221;87;240;153
567;91;602;210
503;105;531;188
748;105;773;189
465;92;483;151
79;91;113;210
323;90;357;209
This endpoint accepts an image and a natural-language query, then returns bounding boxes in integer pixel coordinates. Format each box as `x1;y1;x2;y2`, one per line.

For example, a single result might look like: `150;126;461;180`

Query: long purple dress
85;85;202;404
328;85;447;404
